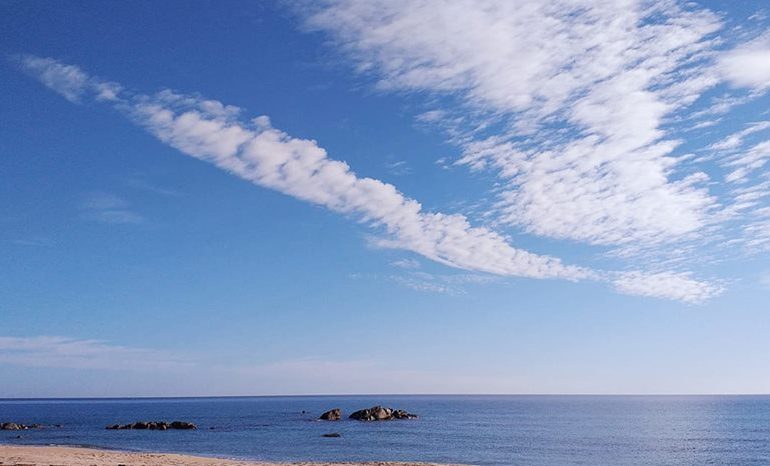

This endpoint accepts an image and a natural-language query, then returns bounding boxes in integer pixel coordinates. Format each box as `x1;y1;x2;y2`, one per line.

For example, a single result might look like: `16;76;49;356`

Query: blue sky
2;0;770;396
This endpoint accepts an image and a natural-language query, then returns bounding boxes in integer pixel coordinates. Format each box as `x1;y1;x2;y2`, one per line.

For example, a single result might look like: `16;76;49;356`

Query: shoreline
0;444;464;466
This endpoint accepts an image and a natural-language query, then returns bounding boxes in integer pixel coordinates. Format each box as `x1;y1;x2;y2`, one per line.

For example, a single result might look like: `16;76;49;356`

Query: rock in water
0;422;46;430
106;420;196;430
319;408;342;421
392;409;419;419
170;420;197;430
348;405;418;421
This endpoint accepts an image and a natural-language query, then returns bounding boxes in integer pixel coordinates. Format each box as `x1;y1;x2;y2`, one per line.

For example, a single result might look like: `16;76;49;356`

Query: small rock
319;408;342;421
170;420;196;430
349;406;417;421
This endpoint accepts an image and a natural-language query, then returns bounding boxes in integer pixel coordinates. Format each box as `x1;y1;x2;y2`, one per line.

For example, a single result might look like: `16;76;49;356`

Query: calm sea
1;396;769;465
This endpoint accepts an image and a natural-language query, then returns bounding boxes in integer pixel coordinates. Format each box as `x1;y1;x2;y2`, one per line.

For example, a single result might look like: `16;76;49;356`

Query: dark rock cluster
1;422;42;430
318;405;417;421
349;406;417;421
105;420;197;430
319;408;341;421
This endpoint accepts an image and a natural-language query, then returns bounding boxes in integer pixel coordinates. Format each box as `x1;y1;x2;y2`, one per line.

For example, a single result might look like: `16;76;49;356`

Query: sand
0;445;463;466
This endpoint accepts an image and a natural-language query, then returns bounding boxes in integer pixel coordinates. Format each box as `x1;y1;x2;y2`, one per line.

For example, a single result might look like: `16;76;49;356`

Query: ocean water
1;395;769;465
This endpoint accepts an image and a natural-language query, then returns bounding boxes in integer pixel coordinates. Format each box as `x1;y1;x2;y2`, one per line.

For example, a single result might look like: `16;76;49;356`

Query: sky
1;0;770;397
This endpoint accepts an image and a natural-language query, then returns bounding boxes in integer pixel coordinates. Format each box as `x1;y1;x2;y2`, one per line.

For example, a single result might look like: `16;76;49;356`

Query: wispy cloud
0;335;521;395
391;258;420;269
718;32;770;90
612;271;724;304
0;336;189;371
384;159;413;176
18;54;723;302
294;0;770;301
80;192;144;225
303;0;723;247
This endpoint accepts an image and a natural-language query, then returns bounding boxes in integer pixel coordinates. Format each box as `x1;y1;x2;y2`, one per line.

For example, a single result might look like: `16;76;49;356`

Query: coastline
0;444;464;466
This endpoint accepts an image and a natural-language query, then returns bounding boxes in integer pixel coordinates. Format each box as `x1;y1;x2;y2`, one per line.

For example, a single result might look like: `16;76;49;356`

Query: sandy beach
0;445;462;466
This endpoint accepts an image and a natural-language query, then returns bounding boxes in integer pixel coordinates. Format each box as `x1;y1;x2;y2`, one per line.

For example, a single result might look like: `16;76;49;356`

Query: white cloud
719;34;770;89
0;336;188;371
724;140;770;184
391;258;420;269
128;91;590;280
23;58;590;282
303;0;723;247
391;275;460;294
19;55;724;302
612;271;724;304
710;121;770;152
18;55;88;102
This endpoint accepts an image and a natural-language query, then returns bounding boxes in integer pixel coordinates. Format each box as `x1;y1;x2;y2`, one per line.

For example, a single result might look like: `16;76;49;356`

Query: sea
1;395;769;465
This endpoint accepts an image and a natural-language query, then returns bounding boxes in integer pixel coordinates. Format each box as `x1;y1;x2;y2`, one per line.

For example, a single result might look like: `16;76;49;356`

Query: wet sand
0;445;463;466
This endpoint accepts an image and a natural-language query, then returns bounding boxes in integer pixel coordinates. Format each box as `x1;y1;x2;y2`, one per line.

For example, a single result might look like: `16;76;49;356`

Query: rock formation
319;408;341;421
348;406;417;421
106;420;196;430
1;422;43;430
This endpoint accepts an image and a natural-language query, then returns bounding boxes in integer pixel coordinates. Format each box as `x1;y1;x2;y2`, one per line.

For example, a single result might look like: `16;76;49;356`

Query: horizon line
2;393;770;401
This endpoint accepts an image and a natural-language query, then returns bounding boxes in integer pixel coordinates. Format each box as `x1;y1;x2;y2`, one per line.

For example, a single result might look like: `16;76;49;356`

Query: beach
0;445;461;466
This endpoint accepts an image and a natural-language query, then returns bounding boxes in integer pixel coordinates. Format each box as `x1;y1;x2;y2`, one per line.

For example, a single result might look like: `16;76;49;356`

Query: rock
373;406;392;420
322;432;341;437
170;420;196;430
106;420;195;430
392;409;418;419
319;408;341;421
348;406;417;421
1;422;51;430
0;422;46;430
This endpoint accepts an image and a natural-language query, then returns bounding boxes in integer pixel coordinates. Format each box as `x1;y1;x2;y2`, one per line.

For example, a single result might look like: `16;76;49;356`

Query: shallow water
1;395;769;465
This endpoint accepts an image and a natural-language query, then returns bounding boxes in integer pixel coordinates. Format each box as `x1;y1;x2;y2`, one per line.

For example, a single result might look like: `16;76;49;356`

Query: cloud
710;121;770;152
612;271;724;304
303;0;725;248
80;192;144;224
21;57;589;283
385;160;413;176
18;55;723;302
17;55;121;103
390;275;460;294
17;56;89;102
0;336;189;371
719;34;770;90
0;335;522;395
391;258;420;269
724;141;770;184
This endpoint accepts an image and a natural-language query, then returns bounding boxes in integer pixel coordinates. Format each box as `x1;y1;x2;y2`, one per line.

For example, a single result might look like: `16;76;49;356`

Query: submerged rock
348;406;417;421
1;422;45;430
106;420;196;430
319;408;342;421
170;420;196;430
